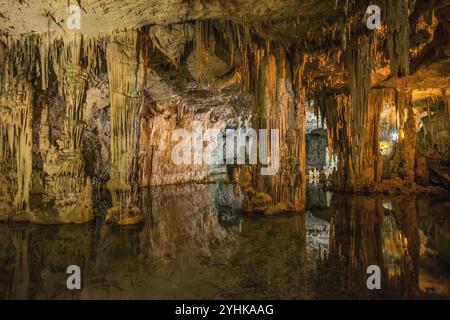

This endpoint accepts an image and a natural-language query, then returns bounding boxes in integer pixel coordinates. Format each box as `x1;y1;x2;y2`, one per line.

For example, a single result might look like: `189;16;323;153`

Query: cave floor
0;183;449;299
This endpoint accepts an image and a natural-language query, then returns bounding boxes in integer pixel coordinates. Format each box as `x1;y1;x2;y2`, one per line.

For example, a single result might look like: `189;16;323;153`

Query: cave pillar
0;76;33;218
105;31;146;224
327;36;382;192
40;34;94;223
397;93;416;182
345;36;379;191
292;52;307;211
240;49;306;214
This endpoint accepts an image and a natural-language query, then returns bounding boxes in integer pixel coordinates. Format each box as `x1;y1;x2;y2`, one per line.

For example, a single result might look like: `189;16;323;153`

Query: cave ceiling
0;0;450;96
0;0;333;35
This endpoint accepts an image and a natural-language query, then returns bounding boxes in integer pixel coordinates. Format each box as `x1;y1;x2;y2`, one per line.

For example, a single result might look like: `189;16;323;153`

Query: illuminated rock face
39;36;94;224
0;77;33;219
0;1;449;224
237;50;307;214
105;31;147;225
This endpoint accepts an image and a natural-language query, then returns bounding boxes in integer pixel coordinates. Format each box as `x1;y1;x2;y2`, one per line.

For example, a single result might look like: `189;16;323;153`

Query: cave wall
0;0;449;224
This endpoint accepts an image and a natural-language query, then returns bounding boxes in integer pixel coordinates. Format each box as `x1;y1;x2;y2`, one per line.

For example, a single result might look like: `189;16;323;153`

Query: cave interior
0;0;450;300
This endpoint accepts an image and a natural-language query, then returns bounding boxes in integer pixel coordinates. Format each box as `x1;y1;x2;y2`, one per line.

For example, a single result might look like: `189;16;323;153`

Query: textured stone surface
0;0;449;224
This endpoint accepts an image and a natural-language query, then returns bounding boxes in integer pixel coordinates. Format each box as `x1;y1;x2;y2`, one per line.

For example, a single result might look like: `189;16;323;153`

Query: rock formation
0;0;448;223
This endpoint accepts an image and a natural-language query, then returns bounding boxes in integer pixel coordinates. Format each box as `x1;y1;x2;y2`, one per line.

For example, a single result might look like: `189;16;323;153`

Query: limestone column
321;36;383;192
240;49;306;214
292;52;307;212
0;75;33;219
105;31;146;224
396;92;416;182
40;34;94;223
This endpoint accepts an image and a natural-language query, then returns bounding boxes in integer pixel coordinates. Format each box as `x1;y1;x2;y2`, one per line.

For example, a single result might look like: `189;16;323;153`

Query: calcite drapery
0;76;33;219
382;0;410;77
39;34;94;223
319;35;383;192
240;48;306;214
0;36;36;221
105;31;146;224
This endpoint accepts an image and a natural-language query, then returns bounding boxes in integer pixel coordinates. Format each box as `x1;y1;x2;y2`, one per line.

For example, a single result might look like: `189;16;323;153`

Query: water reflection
0;183;449;299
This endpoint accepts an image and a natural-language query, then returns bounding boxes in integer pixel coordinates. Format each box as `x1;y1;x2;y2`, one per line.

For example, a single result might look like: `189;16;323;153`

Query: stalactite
334;35;378;191
317;35;384;192
291;50;307;211
39;33;49;90
106;30;147;225
388;91;416;182
239;46;306;215
346;35;373;190
39;34;94;223
382;0;410;77
0;34;39;220
194;21;210;84
0;75;33;216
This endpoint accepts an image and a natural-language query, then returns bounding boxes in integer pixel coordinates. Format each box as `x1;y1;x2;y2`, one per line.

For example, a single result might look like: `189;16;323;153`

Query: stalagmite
105;30;147;225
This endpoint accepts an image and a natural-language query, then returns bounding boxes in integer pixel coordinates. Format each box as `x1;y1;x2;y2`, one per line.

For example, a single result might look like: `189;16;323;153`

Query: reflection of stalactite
138;184;229;264
326;195;385;296
11;228;29;299
380;197;425;297
105;31;147;224
233;214;308;298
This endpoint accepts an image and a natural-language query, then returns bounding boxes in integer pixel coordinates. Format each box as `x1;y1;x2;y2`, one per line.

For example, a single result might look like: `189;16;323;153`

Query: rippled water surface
0;183;449;299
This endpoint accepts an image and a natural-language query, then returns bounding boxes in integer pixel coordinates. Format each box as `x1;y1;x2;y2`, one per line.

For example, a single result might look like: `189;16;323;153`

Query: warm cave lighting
390;131;399;141
0;0;449;313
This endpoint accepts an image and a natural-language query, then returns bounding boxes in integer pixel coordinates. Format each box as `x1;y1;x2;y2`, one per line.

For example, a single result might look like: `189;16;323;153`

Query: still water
0;183;449;299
